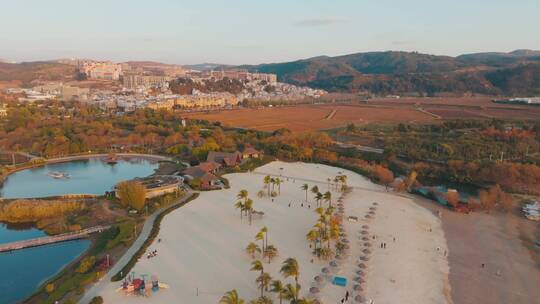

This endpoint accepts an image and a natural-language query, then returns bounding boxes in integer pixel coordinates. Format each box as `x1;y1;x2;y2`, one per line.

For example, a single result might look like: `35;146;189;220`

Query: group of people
147;249;158;259
287;202;311;209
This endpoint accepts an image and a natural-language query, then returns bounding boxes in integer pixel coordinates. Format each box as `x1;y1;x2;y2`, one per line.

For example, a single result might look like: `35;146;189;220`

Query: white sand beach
94;161;451;303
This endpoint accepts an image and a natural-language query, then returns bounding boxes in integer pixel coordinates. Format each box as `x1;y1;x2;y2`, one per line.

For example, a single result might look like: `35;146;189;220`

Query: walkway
0;225;110;253
79;189;194;304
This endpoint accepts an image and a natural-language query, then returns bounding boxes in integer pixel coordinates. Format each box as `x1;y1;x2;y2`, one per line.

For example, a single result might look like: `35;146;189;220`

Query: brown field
184;104;436;132
183;97;540;132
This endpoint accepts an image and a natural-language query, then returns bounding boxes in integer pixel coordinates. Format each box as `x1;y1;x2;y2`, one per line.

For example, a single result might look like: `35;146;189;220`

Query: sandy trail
95;161;450;303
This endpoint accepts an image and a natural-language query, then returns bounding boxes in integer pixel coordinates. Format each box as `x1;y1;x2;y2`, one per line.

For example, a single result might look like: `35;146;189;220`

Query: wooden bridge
0;225;110;253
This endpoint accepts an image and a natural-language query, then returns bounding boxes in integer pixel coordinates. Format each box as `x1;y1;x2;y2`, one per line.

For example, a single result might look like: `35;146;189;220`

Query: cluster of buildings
239;81;326;101
186;70;277;84
182;147;262;189
7;84;90;102
78;61;123;80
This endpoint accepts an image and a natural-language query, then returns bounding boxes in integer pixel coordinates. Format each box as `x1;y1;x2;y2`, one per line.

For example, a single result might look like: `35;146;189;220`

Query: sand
94;161;450;303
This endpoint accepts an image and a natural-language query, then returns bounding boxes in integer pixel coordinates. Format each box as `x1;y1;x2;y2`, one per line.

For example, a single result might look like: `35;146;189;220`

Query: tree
251;260;264;276
260;226;268;251
77;255;96;274
237;189;249;203
310;185;319;197
264;176;271;195
283;283;300;303
45;283;55;294
220;289;245;304
405;171;418;191
256;272;272;298
446;190;460;208
89;297;104;304
270;280;286;304
323;191;332;208
235;201;245;220
275;178;282;195
306;229;319;254
374;165;394;190
246;242;261;259
280;258;300;289
315;192;323;207
255;231;265;251
250;296;273;304
245;198;254;225
301;184;309;201
264;245;278;263
116;181;146;211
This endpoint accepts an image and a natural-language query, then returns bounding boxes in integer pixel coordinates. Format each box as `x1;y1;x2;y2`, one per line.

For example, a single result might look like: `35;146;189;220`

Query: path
0;225;110;253
79;189;194;304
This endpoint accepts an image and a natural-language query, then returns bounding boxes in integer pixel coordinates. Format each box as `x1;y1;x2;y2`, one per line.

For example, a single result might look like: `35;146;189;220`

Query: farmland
183;97;540;132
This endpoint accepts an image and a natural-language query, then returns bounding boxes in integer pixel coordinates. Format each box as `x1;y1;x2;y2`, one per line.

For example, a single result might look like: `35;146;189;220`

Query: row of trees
220;258;315;304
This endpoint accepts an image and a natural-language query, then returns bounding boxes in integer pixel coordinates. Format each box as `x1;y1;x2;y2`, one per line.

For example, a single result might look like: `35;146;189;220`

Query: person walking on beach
345;290;350;301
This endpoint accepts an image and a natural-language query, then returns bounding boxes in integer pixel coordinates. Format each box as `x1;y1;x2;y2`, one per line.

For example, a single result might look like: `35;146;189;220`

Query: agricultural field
183;104;435;132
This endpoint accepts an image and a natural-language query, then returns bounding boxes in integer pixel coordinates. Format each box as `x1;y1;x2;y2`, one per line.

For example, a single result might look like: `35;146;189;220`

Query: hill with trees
239;50;540;96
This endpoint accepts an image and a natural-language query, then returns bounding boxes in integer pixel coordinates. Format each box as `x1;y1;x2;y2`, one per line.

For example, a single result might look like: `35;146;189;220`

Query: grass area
111;193;200;281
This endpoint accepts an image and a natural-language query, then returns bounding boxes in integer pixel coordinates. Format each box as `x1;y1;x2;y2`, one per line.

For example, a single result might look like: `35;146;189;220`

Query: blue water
0;157;158;198
0;157;158;303
0;238;90;304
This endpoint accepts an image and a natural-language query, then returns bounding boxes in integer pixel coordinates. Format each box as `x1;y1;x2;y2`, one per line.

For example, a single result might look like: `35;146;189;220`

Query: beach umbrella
363;242;372;247
314;275;324;283
362;237;370;241
353;277;365;283
356;270;364;276
321;267;330;274
369;207;376;211
339;232;347;237
373;202;379;205
359;255;369;261
363;249;372;254
355;295;366;302
357;263;366;269
309;287;320;294
368;210;376;215
330;260;338;267
341;238;349;243
365;214;372;219
362;225;369;229
353;284;363;291
360;230;369;235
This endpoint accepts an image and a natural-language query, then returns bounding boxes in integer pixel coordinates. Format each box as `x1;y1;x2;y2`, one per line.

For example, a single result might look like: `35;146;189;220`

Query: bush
45;283;55;293
76;256;96;274
89;296;104;304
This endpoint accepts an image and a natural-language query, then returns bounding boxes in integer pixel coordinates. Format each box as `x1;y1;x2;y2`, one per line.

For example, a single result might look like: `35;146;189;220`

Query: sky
1;0;539;65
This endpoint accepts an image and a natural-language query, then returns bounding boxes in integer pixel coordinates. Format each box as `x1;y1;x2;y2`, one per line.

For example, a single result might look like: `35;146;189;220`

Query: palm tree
297;298;316;304
245;198;254;225
264;175;271;195
246;242;261;259
327;177;331;190
270;280;286;304
315;192;323;207
270;177;276;192
301;184;308;202
282;283;300;303
251;260;264;276
235;201;245;219
256;272;272;298
280;258;300;289
263;245;278;263
249;296;273;304
310;185;319;196
323;191;332;207
255;231;265;252
220;289;245;304
237;189;249;202
257;190;265;198
260;226;268;251
306;229;319;254
275;178;282;195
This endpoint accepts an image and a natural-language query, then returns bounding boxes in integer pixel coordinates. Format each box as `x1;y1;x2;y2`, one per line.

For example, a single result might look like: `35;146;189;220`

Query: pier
0;225;110;253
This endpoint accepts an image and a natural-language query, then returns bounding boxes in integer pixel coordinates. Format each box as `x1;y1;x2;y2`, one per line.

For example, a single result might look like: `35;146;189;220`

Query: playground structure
117;272;169;297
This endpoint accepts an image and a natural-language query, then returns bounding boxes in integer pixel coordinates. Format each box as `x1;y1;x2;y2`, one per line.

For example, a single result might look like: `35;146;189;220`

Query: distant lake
0;156;159;303
0;157;159;199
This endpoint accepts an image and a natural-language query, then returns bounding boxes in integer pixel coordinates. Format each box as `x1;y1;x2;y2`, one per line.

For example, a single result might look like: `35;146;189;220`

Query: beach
92;161;451;303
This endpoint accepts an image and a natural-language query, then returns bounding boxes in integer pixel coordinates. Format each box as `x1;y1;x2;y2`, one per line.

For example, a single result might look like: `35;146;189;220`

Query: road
79;189;194;304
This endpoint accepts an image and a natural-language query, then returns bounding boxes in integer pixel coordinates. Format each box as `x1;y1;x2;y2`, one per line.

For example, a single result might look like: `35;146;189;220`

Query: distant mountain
184;63;234;71
0;61;76;84
240;50;540;96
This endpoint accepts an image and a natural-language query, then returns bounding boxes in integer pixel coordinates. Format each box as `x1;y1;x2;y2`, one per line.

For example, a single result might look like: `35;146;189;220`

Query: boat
107;152;118;165
47;171;70;179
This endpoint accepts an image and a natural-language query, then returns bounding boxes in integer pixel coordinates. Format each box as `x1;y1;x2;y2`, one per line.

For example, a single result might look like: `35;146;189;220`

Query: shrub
89;296;104;304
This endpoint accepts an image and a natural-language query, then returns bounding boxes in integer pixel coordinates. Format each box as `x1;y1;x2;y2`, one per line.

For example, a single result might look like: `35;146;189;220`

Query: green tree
220;289;245;304
116;181;146;211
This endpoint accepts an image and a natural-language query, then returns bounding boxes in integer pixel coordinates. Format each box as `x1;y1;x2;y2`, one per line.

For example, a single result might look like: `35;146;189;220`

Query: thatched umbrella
362;237;370;241
364;242;372;247
353;277;365;283
359;255;369;261
363;249;372;254
357;263;366;269
369;207;376;211
309;287;320;294
355;295;366;302
373;202;379;205
361;225;369;229
365;214;372;219
314;275;324;283
353;284;363;291
330;260;339;268
341;238;349;243
322;267;330;274
360;230;369;235
356;270;364;276
368;210;376;215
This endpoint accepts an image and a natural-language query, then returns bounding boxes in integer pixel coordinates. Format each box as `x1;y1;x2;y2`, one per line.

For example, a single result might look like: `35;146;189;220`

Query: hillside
240;50;540;96
0;62;76;85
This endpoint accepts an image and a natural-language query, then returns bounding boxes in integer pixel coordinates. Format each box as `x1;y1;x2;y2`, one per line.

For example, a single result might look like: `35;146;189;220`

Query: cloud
295;17;346;27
